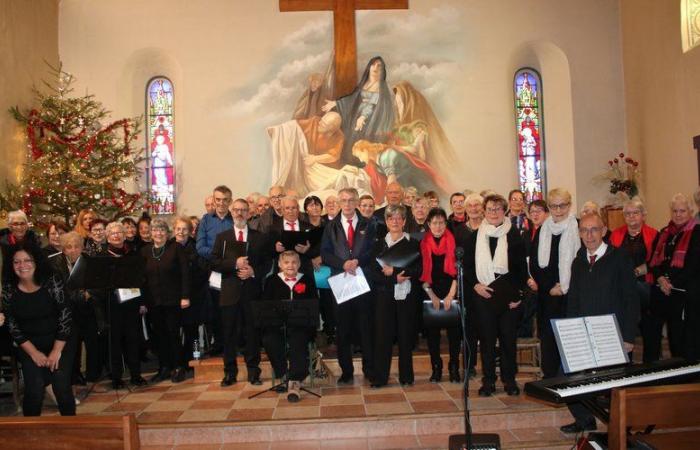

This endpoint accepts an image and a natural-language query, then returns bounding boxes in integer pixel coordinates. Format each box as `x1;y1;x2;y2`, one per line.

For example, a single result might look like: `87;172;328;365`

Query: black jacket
210;228;271;307
141;241;191;307
262;271;318;301
567;245;639;343
321;211;377;276
529;228;562;295
368;235;422;293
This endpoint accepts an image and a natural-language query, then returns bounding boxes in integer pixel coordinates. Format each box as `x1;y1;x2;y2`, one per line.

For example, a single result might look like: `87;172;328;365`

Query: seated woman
261;250;317;403
369;204;421;388
2;245;75;416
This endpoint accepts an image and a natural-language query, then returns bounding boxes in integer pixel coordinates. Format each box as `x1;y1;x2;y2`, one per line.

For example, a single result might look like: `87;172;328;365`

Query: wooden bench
0;413;140;449
609;383;700;450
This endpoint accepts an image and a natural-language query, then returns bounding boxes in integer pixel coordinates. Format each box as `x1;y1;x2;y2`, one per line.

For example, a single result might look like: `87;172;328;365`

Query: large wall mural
230;6;466;201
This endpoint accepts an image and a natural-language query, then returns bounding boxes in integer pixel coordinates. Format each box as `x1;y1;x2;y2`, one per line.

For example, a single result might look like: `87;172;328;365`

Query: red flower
293;282;306;295
619;152;625;158
625;157;632;163
633;161;639;167
614;158;619;163
608;160;613;166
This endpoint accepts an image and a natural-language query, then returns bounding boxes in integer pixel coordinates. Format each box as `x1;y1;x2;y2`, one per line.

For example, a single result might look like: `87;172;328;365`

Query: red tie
589;254;597;265
285;277;297;282
287;222;296;231
238;230;244;242
347;219;355;250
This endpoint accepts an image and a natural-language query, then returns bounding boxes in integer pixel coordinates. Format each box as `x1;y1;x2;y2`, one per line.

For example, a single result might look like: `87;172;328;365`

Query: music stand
67;254;145;395
449;247;501;450
248;299;321;399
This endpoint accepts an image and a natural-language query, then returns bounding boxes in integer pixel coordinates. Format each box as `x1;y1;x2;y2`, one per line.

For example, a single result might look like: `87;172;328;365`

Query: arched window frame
681;0;700;53
513;68;546;203
146;76;176;214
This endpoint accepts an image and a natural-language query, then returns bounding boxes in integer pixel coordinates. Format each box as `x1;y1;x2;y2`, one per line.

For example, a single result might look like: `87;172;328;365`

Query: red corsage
293;283;306;295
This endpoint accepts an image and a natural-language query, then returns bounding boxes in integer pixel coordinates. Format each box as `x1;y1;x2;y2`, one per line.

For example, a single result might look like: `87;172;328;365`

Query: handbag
422;299;461;328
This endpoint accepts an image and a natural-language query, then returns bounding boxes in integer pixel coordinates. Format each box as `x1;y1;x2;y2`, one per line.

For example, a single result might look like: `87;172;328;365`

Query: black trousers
221;299;261;378
537;292;567;378
373;290;416;385
641;287;687;361
207;288;223;349
334;292;374;378
72;302;101;382
151;305;184;370
464;298;478;371
474;297;522;385
426;325;461;368
108;301;141;381
319;288;336;335
262;326;314;381
18;339;76;416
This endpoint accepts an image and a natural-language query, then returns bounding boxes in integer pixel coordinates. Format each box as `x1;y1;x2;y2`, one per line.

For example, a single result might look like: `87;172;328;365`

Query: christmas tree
2;63;149;227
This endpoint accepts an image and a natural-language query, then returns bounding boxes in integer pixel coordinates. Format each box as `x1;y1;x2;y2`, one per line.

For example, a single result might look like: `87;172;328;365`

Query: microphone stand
449;247;501;450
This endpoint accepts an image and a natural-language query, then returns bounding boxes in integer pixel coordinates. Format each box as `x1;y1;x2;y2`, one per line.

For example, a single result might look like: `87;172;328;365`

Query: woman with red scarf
609;199;658;362
420;208;461;383
647;194;700;361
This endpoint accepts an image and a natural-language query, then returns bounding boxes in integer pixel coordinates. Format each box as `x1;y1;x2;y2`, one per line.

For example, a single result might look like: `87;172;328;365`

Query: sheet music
209;271;222;290
584;314;628;367
553;318;597;373
327;267;371;304
117;288;141;303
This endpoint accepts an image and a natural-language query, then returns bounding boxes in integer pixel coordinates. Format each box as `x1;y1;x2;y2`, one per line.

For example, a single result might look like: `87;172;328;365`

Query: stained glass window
146;77;175;214
514;68;545;203
681;0;700;53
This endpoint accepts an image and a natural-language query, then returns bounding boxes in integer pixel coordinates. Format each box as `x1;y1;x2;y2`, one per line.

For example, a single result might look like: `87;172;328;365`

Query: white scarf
537;214;580;294
475;220;511;285
384;232;411;300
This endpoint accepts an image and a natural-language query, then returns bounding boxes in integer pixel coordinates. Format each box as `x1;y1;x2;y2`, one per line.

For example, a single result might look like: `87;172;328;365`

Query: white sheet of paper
328;267;371;304
117;288;141;303
553;317;597;373
584;314;628;367
209;271;222;290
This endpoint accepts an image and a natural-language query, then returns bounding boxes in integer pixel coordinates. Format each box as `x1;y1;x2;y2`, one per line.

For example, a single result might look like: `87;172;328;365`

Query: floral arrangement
604;152;640;198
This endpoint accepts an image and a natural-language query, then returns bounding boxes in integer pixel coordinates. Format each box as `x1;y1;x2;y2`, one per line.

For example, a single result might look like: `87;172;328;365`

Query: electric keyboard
524;358;700;403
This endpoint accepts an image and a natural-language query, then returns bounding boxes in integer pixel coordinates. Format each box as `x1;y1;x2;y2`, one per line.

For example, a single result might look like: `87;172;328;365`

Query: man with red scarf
647;194;700;362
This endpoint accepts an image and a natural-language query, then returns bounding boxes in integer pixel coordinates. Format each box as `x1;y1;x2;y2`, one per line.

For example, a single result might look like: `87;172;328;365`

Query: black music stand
449;247;501;450
248;299;321;399
67;254;145;394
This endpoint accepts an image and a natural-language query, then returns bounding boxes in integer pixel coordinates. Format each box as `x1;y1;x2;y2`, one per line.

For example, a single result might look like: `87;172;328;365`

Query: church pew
609;383;700;450
0;413;140;449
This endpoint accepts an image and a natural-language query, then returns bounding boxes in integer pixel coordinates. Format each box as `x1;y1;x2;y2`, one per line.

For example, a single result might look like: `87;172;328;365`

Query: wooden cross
280;0;409;97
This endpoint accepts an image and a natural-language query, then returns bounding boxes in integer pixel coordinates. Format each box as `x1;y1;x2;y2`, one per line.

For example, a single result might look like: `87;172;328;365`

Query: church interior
1;0;699;449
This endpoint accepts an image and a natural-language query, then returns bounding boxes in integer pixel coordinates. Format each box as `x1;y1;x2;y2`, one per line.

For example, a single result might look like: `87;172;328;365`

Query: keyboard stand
580;396;611;423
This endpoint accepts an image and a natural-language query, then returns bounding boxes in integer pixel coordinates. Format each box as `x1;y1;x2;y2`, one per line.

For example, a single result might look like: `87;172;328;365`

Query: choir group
1;181;699;422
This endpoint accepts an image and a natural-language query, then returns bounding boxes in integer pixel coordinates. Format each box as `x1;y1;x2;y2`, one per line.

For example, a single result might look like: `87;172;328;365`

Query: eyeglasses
549;202;571;210
485;207;504;214
213;197;231;204
623;210;642;217
338;198;357;204
231;208;249;214
9;222;27;227
13;258;34;265
270;195;283;200
579;227;602;235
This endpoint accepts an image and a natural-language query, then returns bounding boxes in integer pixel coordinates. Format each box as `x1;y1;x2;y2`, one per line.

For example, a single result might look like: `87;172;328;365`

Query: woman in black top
2;245;75;416
304;195;334;342
42;220;70;258
420;208;461;383
648;193;700;361
142;219;190;383
369;205;421;388
466;194;528;396
173;216;208;365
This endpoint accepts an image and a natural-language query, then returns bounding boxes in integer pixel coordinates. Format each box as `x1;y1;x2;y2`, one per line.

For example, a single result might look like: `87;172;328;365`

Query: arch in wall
116;48;184;208
507;41;576;205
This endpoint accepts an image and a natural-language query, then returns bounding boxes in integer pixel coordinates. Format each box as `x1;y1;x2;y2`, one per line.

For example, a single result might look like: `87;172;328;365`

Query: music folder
486;274;520;312
67;254;144;290
551;314;629;374
422;299;461;328
376;238;420;268
280;227;323;250
251;298;319;329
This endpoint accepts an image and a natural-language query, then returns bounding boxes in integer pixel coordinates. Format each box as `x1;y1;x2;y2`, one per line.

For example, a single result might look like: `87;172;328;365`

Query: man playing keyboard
560;212;639;433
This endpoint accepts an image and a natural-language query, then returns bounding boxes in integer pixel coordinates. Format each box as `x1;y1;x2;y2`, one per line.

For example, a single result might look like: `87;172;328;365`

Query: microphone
455;246;464;259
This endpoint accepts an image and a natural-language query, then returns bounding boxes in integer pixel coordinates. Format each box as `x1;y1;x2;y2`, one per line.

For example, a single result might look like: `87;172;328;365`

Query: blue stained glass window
514;68;546;203
146;77;175;214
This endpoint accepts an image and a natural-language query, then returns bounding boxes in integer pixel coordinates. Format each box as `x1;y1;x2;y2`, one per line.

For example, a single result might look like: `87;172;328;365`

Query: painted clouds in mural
232;6;464;201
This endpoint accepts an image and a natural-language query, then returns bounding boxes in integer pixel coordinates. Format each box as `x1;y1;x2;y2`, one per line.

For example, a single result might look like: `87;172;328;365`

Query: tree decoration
0;63;149;226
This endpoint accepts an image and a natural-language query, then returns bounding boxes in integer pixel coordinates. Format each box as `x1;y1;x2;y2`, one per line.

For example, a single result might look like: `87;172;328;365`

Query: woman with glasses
142;219;190;383
609;198;658;362
2;245;75;416
420;208;461;383
465;195;528;396
529;188;580;378
84;218;108;256
647;193;700;361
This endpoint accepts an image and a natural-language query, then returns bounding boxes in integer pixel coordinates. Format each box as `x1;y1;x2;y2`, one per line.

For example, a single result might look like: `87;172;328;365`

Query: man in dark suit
211;198;272;386
251;186;285;233
373;182;414;238
271;196;318;274
321;187;377;384
559;212;639;433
